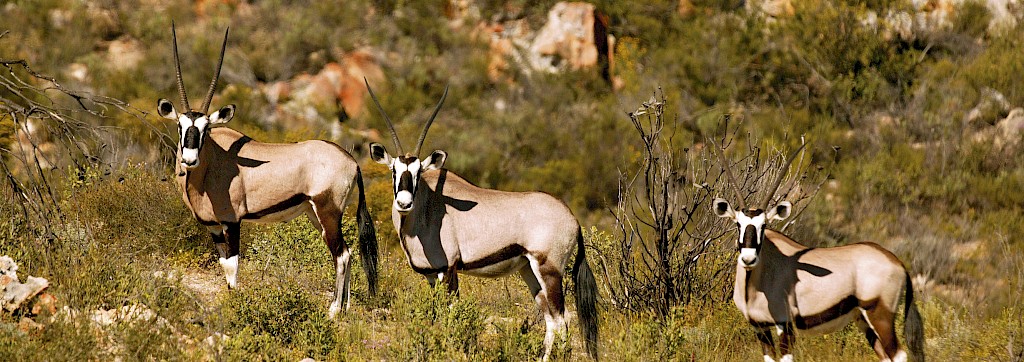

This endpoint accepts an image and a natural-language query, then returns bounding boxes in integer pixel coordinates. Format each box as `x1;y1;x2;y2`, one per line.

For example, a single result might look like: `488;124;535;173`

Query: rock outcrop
477;2;620;88
260;48;384;134
1;256;55;315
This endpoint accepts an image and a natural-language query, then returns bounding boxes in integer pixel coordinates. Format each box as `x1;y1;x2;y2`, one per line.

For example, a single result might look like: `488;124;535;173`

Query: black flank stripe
410;264;447;275
795;295;861;330
459;244;527;271
243;194;309;220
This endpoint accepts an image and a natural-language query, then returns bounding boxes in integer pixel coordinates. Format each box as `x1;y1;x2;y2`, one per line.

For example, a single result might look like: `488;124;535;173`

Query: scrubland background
1;0;1022;360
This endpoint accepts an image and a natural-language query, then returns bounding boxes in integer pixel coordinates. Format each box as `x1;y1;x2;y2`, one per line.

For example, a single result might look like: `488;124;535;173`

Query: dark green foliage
222;284;337;359
65;165;206;259
390;283;484;360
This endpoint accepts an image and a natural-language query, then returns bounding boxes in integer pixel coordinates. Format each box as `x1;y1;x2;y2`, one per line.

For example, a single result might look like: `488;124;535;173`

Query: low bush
220;282;337;359
388;283;485;361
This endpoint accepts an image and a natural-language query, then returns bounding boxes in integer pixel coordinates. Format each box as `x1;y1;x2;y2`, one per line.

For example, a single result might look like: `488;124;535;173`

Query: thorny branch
603;89;830;315
1;49;172;238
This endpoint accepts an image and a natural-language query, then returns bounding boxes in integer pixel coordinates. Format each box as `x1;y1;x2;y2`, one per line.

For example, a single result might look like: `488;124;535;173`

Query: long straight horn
201;27;229;113
172;22;191;111
414;84;449;156
762;142;807;209
364;78;404;154
711;138;746;210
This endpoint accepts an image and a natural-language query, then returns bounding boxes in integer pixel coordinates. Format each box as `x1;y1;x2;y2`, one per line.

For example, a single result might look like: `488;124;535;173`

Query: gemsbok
711;144;925;362
364;80;599;360
155;24;377;318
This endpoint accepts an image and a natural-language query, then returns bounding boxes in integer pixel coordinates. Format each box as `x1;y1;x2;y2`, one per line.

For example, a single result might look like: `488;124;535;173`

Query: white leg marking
219;255;238;289
859;308;874;328
525;254;561;360
779;354;793;362
307;201;323;231
763;356;776;362
329;250;352;319
776;325;784;336
892;350;907;362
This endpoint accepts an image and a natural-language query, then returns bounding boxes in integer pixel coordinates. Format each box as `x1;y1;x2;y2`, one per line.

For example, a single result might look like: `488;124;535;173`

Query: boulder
867;0;1022;41
484;19;533;84
747;0;795;17
530;2;608;72
964;88;1011;126
994;108;1024;147
986;0;1019;35
105;37;145;71
1;256;50;313
678;0;695;18
263;48;384;132
483;1;620;88
444;0;481;29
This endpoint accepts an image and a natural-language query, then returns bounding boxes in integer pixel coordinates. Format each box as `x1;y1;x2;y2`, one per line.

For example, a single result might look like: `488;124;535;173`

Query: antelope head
156;24;234;173
713;198;792;269
711;143;804;269
366;80;449;214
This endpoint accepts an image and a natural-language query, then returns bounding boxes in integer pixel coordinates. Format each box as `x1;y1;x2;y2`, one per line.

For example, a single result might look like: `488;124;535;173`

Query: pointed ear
712;198;735;219
767;201;792;220
369;142;392;166
209;105;236;125
421;150;447;170
157;99;178;120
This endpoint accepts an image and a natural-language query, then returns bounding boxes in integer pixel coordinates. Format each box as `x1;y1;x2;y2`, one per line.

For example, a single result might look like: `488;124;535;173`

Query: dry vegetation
2;0;1024;361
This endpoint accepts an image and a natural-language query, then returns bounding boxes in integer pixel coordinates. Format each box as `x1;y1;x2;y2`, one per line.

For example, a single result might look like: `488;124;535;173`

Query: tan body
156;24;376;320
180;128;358;225
385;166;597;359
365;81;598;359
176;127;377;318
394;169;578;279
735;230;906;336
712;143;922;361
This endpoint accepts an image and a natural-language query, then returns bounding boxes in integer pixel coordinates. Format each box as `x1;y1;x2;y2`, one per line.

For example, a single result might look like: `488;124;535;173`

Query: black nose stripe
742;224;758;249
183;126;202;149
397;171;414;194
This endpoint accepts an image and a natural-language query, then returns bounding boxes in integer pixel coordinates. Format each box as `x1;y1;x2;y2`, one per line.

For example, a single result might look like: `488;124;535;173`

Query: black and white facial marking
712;198;791;269
369;142;447;214
157;99;235;171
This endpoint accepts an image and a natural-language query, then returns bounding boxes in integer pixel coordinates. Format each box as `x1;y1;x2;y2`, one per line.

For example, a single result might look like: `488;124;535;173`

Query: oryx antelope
364;81;599;360
155;24;378;318
711;145;925;362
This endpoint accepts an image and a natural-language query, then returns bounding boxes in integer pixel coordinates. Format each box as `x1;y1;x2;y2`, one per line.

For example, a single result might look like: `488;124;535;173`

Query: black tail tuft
904;272;925;362
355;168;379;296
573;228;599;360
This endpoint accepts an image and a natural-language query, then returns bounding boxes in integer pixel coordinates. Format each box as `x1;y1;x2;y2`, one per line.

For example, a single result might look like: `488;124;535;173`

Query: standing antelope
711;145;925;362
155;24;377;318
364;81;599;360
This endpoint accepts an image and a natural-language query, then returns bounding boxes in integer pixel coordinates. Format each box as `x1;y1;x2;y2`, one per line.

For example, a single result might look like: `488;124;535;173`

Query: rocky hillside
2;0;1023;360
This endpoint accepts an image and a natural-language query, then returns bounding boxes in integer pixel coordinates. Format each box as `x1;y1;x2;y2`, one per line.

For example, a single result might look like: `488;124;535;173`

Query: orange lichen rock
1;256;50;313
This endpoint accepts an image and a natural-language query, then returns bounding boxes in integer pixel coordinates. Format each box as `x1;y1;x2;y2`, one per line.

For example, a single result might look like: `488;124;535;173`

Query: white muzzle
739;248;758;268
395;190;413;212
180;148;200;168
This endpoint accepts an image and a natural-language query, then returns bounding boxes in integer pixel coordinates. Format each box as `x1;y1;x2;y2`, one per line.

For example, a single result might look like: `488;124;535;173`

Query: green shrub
390;283;484;361
490;320;545;362
0;316;101;361
221;283;337;359
63;164;207;264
